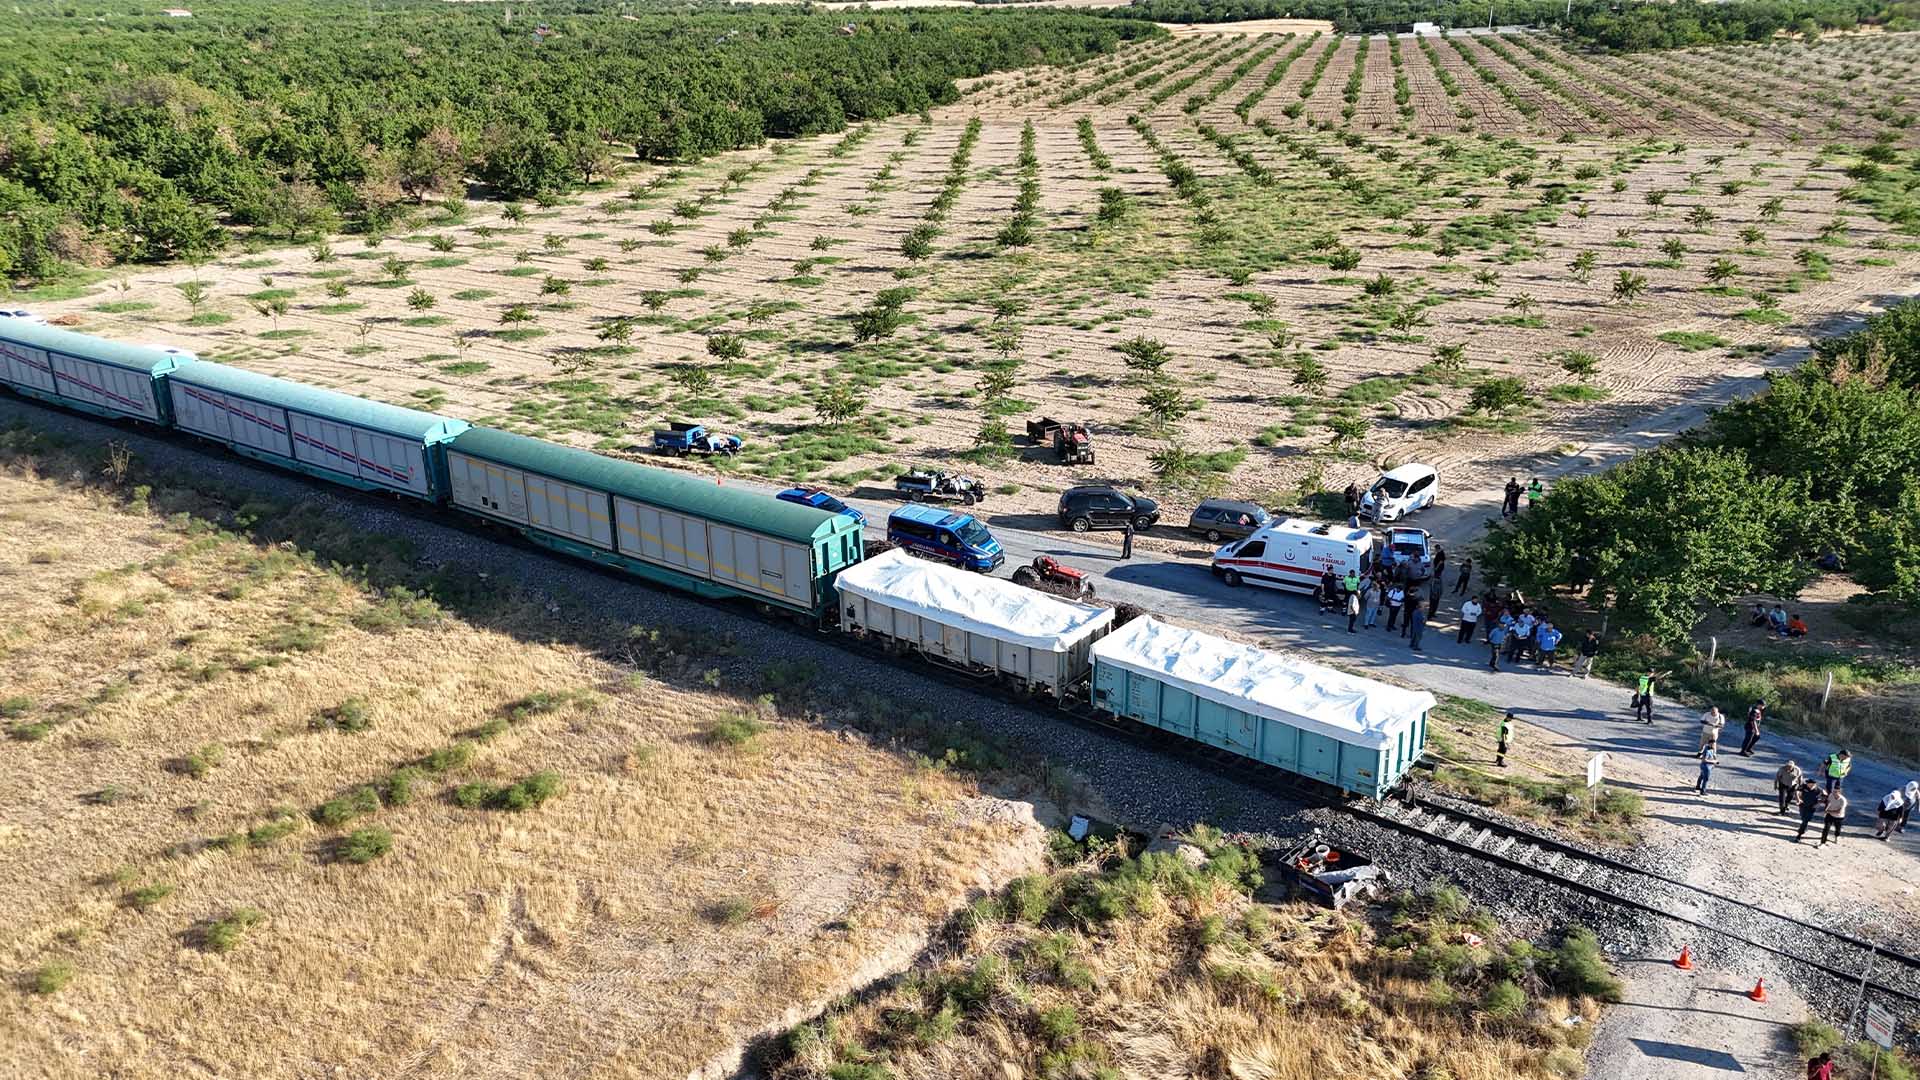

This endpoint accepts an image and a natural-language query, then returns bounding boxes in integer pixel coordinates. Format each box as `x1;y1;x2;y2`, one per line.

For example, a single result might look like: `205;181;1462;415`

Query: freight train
0;319;1431;799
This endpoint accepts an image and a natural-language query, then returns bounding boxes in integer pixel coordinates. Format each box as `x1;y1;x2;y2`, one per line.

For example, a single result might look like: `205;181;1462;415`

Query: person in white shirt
1876;787;1907;840
1457;596;1482;644
1698;707;1725;751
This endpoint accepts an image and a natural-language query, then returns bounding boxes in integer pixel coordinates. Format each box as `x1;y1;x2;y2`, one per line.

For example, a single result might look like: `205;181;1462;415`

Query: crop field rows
36;29;1920;525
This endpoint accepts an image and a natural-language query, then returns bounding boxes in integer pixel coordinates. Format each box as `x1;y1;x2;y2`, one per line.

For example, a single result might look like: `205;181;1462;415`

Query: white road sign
1867;1003;1896;1050
1586;752;1608;789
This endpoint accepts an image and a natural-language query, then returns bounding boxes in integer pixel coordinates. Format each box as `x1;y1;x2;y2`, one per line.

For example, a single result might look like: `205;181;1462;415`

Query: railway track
1351;793;1920;1005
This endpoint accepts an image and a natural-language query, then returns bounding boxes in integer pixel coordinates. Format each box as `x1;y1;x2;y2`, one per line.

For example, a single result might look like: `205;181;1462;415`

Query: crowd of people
1682;705;1919;850
1749;602;1810;639
1315;549;1612;685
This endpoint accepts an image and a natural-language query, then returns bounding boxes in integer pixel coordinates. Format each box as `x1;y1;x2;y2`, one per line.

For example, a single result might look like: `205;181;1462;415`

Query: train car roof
834;548;1111;652
0;320;189;374
1092;616;1433;750
449;425;856;546
169;361;467;442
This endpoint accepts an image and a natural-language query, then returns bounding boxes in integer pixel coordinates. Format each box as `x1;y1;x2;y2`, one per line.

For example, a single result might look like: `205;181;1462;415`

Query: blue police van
886;504;1004;572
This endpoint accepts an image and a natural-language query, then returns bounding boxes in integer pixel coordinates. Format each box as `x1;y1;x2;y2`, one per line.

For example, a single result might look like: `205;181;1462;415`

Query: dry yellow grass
775;845;1605;1080
0;452;1045;1078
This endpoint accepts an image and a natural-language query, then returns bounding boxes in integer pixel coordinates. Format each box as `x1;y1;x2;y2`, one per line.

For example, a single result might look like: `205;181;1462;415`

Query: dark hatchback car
1058;485;1160;532
1186;499;1271;543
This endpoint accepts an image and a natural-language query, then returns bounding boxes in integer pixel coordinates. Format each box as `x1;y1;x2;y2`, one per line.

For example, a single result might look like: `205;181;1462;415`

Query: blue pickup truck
652;422;741;457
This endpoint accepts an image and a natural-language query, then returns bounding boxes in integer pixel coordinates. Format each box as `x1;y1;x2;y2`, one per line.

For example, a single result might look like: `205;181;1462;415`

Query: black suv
1057;485;1160;533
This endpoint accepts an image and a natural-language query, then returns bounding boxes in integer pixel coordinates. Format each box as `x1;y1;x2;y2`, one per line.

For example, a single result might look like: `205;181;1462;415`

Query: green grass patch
339;826;393;864
199;907;265;953
1546;383;1610;403
1340;376;1408;405
451;288;498;301
440;361;491;376
452;771;563;812
708;711;768;748
1658;330;1729;352
92;300;155;314
184;312;234;326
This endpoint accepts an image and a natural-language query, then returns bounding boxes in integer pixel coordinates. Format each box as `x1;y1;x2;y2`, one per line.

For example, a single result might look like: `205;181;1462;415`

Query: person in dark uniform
1121;522;1135;560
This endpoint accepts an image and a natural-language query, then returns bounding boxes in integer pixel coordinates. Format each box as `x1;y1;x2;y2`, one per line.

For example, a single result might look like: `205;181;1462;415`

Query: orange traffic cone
1748;979;1767;1003
1674;946;1694;970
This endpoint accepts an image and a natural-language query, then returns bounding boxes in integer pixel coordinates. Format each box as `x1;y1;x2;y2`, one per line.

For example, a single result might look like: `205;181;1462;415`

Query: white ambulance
1209;517;1376;594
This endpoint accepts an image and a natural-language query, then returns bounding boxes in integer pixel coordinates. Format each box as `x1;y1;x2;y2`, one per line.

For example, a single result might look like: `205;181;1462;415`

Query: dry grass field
23;29;1920;529
0;437;1046;1079
769;833;1614;1080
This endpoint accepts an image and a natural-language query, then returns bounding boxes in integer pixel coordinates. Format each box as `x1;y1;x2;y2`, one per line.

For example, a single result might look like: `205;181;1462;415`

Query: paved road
766;293;1915;808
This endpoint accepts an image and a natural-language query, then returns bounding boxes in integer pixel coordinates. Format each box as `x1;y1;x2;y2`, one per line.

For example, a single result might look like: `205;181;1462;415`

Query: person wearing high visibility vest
1824;750;1852;796
1634;668;1666;724
1496;711;1515;767
1526;478;1545;508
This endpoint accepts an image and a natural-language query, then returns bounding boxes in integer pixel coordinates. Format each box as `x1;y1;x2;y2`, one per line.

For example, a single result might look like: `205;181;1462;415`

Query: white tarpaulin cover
1092;616;1434;749
835;549;1114;652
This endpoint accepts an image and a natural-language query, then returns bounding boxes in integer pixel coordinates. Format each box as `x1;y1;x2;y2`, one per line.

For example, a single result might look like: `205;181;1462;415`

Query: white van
1210;517;1375;594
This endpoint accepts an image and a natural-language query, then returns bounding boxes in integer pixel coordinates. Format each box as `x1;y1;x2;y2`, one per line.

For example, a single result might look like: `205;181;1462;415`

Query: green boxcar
1090;616;1432;799
165;361;468;502
0;320;185;424
444;426;862;615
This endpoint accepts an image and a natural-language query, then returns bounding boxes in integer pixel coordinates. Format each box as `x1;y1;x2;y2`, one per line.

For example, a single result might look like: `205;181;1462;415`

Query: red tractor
1010;554;1096;599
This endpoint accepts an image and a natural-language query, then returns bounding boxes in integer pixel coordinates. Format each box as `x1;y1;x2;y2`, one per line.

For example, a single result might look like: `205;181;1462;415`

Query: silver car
1186;499;1271;543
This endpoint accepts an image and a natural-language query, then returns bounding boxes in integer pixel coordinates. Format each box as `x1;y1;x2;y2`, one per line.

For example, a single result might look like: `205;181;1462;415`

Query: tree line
0;0;1151;282
1090;0;1905;50
1483;300;1920;644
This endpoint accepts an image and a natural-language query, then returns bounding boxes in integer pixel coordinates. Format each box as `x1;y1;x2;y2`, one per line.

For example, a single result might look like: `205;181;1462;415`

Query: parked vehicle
776;486;867;526
1186;498;1272;543
1359;463;1438;522
1026;416;1094;464
887;504;1004;572
835;549;1110;699
895;468;983;504
1058;485;1159;533
1092;615;1433;798
1210;517;1373;593
1381;527;1434;582
1011;554;1096;599
0;309;46;323
652;421;741;457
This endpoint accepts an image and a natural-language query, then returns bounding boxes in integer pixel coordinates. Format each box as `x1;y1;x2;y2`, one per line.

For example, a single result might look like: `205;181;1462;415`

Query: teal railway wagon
1091;616;1433;799
0;321;186;423
165;362;468;502
443;426;863;616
